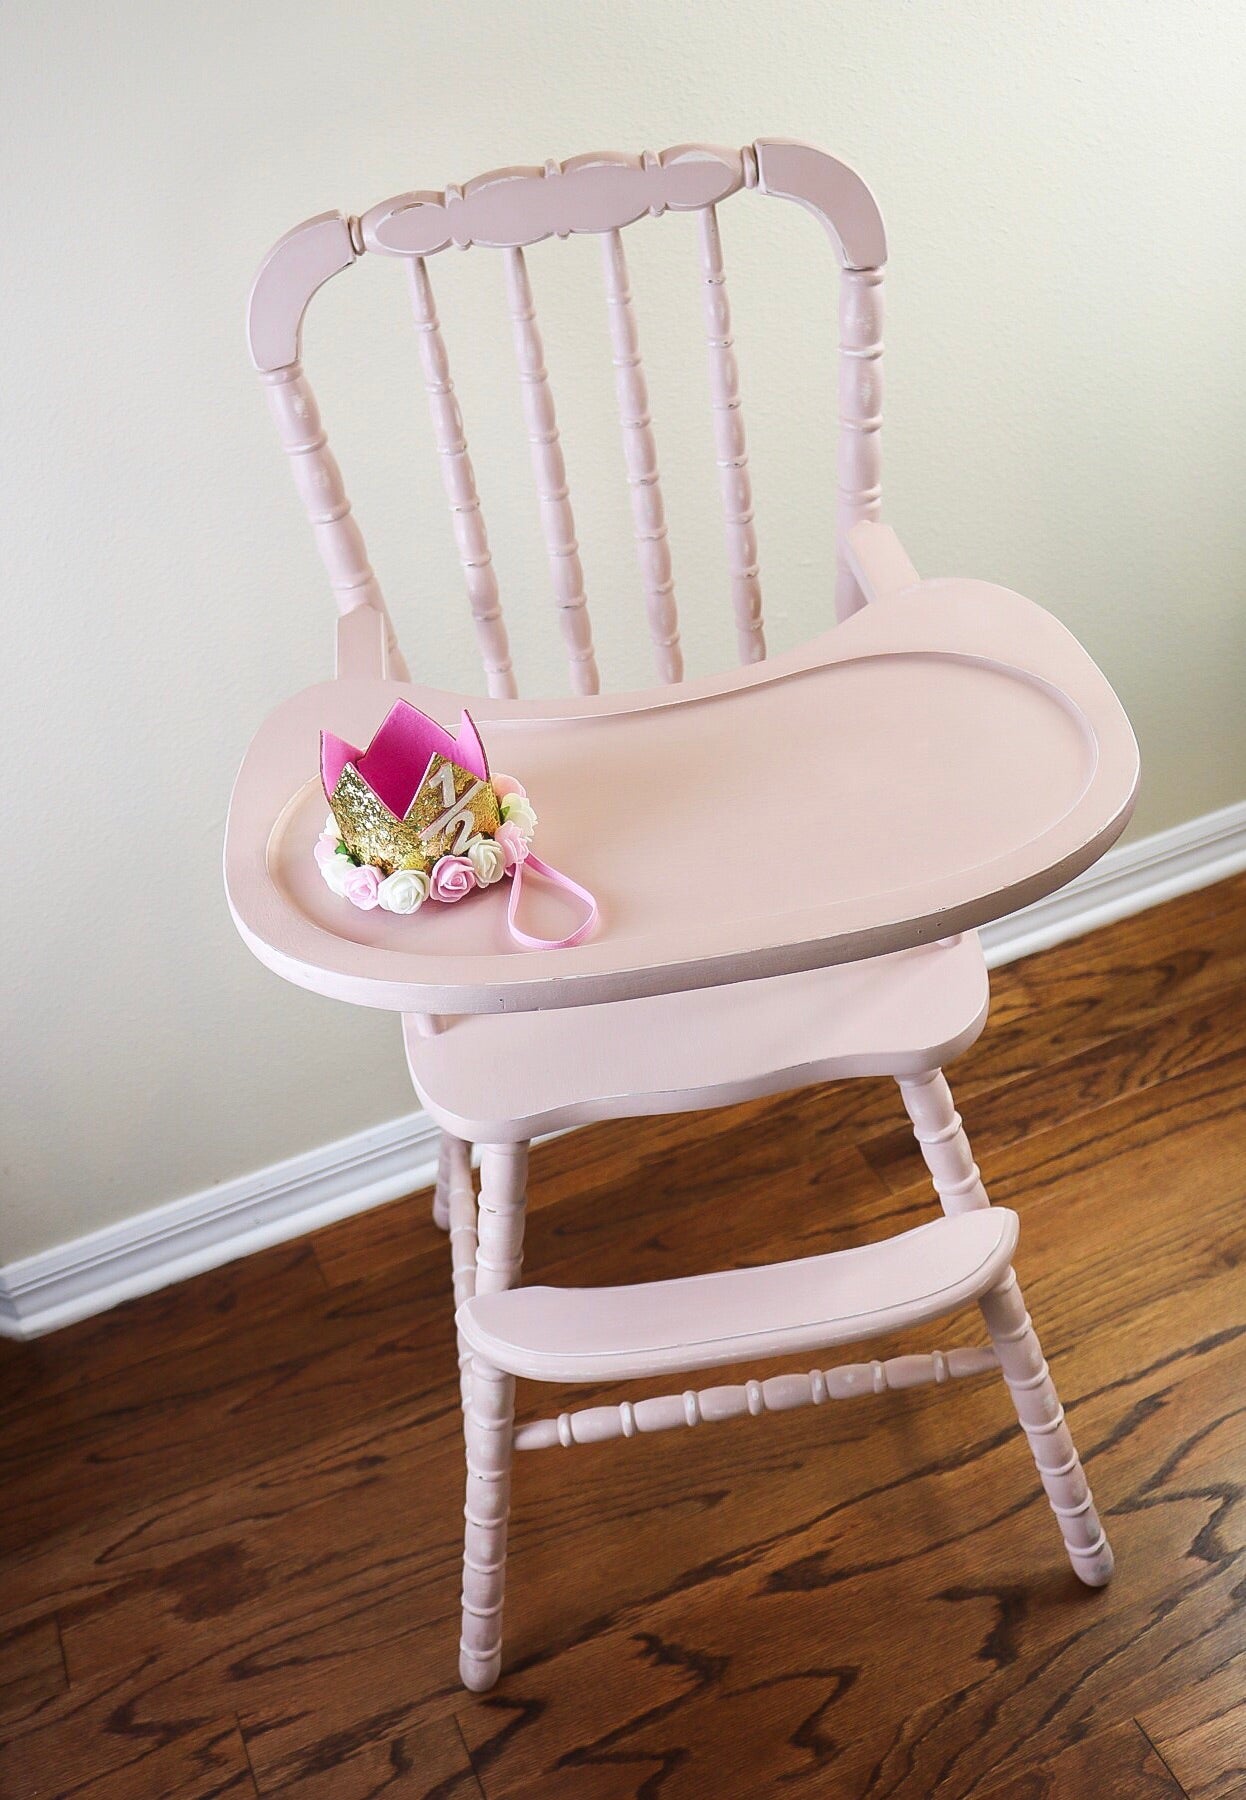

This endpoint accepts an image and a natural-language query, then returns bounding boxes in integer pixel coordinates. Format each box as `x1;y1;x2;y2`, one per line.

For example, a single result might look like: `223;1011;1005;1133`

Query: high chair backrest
247;139;886;697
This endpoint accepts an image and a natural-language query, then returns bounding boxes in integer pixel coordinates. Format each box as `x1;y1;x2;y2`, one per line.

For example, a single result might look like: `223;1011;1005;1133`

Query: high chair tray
225;580;1138;1015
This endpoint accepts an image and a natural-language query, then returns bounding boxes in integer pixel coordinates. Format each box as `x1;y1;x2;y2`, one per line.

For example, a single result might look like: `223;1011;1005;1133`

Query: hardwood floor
2;876;1244;1799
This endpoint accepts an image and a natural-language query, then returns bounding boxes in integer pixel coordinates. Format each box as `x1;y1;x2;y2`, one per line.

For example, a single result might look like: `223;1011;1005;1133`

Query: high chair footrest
458;1209;1019;1384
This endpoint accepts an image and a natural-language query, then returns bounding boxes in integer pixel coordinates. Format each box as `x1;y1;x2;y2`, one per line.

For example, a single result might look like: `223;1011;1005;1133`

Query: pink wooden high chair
227;139;1139;1692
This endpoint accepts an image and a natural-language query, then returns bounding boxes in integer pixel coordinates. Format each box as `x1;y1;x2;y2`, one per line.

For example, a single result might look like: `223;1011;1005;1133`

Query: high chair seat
403;931;989;1141
459;1208;1020;1383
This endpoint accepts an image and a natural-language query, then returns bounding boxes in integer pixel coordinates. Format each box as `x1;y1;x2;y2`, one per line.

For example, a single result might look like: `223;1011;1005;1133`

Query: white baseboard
0;1111;444;1340
979;797;1246;968
3;798;1244;1341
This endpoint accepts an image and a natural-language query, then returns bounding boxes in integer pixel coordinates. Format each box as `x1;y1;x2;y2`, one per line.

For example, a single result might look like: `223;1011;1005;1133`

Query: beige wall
2;2;1243;1263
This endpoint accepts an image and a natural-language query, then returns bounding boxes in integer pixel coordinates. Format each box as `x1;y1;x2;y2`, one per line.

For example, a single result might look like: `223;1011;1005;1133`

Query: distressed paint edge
3;796;1244;1340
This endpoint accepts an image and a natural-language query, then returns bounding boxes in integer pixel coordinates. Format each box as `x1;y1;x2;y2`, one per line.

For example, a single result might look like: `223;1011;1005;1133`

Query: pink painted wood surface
845;518;920;604
502;247;599;694
459;1142;527;1692
403;933;988;1143
237;144;1133;1704
753;138;888;270
432;1130;454;1231
458;1208;1019;1384
446;1137;478;1412
697;206;764;663
897;1068;991;1213
334;604;389;680
601;228;681;683
247;211;357;374
248;140;889;697
360;145;746;257
898;1071;1114;1587
226;577;1139;1016
514;1343;1000;1449
980;1268;1114;1586
460;1355;513;1692
835;268;885;620
407;258;516;699
258;364;410;681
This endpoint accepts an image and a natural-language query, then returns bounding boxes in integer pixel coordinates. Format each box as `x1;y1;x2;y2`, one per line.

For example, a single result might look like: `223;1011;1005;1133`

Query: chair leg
459;1142;528;1691
446;1141;479;1413
433;1131;469;1231
897;1071;1114;1588
460;1356;516;1692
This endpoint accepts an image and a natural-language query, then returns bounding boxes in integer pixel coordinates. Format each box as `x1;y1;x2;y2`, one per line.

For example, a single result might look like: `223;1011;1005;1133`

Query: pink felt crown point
321;701;490;818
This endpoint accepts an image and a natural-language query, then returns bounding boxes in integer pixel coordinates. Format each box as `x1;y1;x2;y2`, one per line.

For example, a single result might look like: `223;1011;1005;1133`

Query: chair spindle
515;1344;999;1450
835;266;884;621
260;363;409;680
601;228;683;684
696;206;765;664
406;258;517;699
501;248;600;695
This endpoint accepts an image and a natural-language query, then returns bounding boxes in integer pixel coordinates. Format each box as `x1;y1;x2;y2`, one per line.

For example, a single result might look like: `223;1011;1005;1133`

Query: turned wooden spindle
835;266;884;622
406;258;516;699
458;1142;528;1691
444;1139;479;1412
979;1269;1114;1584
696;205;764;664
601;228;682;684
897;1069;990;1213
502;247;599;695
460;1356;514;1692
260;364;409;680
514;1343;999;1451
898;1070;1113;1586
432;1132;453;1231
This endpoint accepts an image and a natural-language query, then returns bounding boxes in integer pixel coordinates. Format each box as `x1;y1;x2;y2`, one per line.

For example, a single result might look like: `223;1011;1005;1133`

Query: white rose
500;792;537;840
324;813;339;838
378;867;431;914
319;850;357;897
468;837;507;886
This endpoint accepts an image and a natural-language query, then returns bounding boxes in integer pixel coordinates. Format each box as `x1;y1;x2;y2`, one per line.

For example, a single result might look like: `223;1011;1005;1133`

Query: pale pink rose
430;855;477;903
496;821;530;872
491;773;525;801
314;834;340;871
341;862;382;910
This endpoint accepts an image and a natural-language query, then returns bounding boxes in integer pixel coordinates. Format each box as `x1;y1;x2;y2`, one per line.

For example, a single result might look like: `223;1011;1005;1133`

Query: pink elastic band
506;853;598;949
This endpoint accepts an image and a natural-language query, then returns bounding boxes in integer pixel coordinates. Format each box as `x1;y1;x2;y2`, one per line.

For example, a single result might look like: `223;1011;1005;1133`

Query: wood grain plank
452;1056;1246;1795
0;1713;258;1800
0;1614;66;1727
973;1717;1185;1798
8;1051;1244;1795
3;878;1245;1798
859;979;1246;1195
458;1306;1244;1798
0;1240;328;1425
255;1708;484;1799
0;1246;461;1560
1141;1653;1246;1800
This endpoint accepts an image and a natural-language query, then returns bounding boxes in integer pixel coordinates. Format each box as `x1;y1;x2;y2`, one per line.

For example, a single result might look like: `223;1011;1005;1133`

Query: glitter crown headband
314;700;597;949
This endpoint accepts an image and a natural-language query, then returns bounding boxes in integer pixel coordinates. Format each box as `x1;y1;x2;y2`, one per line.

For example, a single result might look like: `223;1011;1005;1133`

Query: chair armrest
845;520;920;604
335;605;390;679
